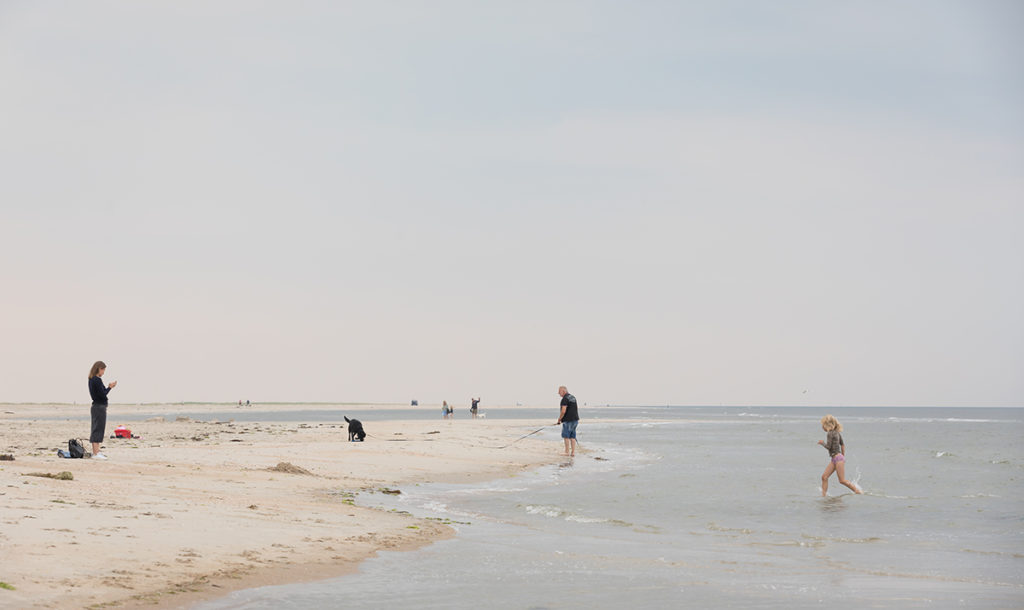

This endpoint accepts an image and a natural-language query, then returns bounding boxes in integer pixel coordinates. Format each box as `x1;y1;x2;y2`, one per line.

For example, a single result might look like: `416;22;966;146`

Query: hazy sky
1;1;1021;406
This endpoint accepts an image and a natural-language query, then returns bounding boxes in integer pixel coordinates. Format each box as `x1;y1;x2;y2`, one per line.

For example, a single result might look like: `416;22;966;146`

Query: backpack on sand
68;439;85;459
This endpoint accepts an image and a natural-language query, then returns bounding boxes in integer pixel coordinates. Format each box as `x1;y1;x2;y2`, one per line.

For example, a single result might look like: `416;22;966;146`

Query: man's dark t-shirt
560;393;579;422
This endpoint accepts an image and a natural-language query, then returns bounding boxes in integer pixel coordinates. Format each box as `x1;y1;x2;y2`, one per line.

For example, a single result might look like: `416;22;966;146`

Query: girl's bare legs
836;460;863;494
821;461;835;496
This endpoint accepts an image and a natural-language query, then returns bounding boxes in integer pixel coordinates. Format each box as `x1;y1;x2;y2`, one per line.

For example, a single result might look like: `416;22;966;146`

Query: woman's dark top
89;376;110;405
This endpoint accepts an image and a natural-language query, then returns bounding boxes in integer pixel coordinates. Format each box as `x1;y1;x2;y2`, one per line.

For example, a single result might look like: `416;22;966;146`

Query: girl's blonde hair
88;361;106;379
820;414;843;432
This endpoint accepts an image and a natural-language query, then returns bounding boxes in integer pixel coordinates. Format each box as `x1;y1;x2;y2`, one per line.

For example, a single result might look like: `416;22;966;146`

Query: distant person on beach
817;414;862;496
556;386;579;456
442;400;451;420
471;397;480;418
87;361;117;460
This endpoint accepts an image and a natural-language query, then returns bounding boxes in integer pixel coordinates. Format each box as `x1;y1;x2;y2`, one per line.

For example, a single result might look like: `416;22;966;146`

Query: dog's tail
344;416;351;423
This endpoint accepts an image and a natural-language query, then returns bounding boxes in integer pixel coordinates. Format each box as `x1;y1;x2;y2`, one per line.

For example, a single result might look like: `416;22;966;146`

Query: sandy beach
0;403;557;609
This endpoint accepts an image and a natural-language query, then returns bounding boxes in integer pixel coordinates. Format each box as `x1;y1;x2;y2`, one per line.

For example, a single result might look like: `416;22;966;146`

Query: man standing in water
556;386;579;456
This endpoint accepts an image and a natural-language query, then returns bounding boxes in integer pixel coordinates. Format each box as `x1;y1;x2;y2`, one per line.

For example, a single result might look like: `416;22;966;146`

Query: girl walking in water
817;414;862;496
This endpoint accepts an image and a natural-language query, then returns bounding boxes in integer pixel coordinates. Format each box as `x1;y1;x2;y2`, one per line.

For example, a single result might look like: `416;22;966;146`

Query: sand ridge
0;406;557;608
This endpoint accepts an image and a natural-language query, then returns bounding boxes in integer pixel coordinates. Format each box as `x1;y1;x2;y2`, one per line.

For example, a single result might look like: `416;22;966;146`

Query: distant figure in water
470;397;480;418
817;414;862;496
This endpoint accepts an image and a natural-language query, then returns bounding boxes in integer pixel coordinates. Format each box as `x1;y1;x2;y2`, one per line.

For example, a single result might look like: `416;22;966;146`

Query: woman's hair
820;414;842;432
88;361;106;379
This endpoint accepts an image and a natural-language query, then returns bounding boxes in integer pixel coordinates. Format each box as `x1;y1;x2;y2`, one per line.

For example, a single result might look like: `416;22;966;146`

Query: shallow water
197;407;1024;609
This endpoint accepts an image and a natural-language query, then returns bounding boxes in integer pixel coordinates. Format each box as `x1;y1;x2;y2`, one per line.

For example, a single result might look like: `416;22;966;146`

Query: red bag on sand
114;426;132;438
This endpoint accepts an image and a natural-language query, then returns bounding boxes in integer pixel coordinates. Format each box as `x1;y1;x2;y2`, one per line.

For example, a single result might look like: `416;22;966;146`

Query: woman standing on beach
88;361;117;460
817;414;862;496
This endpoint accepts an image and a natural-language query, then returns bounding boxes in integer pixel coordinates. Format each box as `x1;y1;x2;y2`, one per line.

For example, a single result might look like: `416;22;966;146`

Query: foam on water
446;486;530;495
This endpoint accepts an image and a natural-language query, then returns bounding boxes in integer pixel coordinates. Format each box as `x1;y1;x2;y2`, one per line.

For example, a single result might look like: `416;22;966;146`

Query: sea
193;406;1023;609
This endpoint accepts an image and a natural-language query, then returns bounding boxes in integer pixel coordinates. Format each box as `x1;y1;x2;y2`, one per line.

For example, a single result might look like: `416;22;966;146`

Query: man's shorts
561;420;578;439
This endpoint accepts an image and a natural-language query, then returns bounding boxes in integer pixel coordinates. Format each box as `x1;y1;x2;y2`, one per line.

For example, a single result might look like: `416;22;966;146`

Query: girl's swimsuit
831;454;845;464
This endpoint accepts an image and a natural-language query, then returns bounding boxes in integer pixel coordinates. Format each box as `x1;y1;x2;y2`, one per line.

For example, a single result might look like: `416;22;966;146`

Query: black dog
344;416;366;442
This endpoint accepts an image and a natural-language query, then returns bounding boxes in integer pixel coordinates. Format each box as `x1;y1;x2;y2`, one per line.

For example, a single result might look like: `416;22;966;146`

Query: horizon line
2;402;1021;409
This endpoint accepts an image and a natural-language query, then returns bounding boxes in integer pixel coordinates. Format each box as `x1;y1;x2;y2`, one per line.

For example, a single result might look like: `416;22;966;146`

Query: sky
1;1;1021;407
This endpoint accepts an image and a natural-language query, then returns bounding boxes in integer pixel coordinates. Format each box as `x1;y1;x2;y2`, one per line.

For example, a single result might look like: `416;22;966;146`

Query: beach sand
0;404;556;608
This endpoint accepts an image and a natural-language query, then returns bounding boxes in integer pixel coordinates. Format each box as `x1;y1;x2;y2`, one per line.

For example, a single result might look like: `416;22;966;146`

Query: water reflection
819;495;848;514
